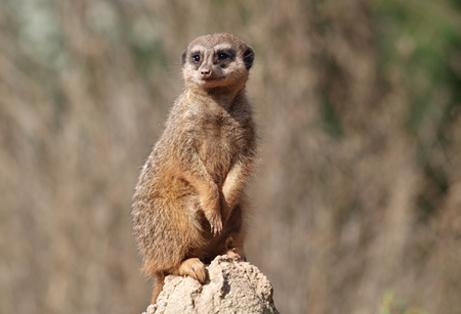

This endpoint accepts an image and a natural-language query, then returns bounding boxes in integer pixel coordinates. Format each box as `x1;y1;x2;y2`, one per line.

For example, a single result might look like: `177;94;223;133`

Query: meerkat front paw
204;209;223;236
177;258;207;283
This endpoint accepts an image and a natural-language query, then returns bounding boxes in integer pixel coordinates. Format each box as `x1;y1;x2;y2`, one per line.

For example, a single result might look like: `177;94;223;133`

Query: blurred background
1;0;461;313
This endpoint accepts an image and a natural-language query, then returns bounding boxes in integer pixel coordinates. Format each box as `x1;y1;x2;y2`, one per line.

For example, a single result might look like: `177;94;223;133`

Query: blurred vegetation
375;0;461;222
1;1;460;314
379;291;428;314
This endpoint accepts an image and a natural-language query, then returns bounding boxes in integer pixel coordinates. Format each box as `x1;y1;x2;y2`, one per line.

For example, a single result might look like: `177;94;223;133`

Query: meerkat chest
196;110;247;172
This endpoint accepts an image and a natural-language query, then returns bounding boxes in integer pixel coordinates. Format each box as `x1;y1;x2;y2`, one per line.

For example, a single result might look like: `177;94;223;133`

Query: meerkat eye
191;52;201;63
217;49;235;62
218;52;230;60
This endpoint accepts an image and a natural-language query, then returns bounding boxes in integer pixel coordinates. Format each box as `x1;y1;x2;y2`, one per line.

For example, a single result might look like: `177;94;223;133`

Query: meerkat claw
205;210;223;235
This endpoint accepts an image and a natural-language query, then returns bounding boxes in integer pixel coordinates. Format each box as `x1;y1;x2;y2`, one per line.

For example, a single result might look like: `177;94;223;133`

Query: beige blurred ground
1;1;461;314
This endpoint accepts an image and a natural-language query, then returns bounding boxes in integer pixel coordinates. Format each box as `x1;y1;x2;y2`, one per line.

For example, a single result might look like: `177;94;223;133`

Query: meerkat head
181;33;254;90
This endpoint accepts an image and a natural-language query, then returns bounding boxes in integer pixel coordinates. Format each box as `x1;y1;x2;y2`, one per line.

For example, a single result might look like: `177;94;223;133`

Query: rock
142;255;279;314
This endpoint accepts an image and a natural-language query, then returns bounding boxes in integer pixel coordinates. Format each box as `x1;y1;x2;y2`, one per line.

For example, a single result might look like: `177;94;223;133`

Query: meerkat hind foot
226;248;247;261
176;258;207;283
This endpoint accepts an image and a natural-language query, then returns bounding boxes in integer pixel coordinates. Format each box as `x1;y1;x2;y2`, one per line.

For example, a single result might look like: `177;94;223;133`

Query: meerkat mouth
201;76;224;82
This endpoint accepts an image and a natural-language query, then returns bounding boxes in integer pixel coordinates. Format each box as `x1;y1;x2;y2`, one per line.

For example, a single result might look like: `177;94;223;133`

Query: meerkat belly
200;139;232;180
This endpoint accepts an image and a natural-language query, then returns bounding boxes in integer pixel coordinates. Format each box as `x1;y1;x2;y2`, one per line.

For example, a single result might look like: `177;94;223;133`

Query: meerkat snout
200;67;211;77
182;33;254;89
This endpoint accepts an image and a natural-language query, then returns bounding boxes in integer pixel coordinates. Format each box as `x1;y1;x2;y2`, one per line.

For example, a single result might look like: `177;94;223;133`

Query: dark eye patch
191;51;201;64
216;49;236;61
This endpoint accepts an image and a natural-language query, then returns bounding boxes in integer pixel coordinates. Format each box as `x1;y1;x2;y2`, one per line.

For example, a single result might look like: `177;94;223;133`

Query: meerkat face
182;33;254;89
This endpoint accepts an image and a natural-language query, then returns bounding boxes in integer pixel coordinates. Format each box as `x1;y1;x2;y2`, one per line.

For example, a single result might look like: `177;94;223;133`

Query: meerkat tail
151;272;165;304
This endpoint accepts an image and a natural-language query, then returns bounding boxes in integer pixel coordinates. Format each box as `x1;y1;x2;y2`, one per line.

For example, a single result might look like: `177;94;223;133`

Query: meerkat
131;33;256;304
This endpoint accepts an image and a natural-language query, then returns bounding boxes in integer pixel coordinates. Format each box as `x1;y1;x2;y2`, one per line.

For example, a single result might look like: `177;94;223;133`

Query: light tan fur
131;33;256;304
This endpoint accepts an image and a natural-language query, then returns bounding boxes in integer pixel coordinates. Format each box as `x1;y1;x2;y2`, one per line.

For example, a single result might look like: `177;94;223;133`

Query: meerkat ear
242;47;254;70
181;50;187;65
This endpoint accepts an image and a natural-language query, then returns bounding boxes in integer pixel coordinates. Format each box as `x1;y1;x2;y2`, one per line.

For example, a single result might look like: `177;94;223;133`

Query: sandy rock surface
142;255;279;314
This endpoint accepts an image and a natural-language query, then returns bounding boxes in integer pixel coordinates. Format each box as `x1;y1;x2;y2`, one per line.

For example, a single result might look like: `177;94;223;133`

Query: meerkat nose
200;68;212;77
